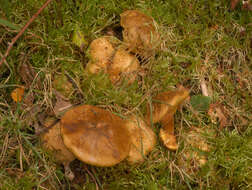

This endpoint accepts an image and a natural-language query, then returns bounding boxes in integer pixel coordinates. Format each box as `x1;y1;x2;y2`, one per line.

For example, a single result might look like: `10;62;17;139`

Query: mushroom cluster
41;105;157;180
42;10;191;180
86;10;160;84
41;86;189;180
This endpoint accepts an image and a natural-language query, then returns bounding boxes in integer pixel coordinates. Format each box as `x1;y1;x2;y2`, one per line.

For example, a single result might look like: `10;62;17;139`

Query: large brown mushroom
125;115;156;163
60;105;131;167
120;10;160;57
145;86;189;150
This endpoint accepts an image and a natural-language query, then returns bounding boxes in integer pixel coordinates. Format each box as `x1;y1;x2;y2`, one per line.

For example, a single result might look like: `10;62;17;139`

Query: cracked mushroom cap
60;105;131;167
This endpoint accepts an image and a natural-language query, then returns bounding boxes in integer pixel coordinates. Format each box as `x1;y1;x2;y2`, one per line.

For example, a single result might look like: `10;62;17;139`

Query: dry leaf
53;90;72;116
11;86;25;102
19;62;42;89
208;103;228;129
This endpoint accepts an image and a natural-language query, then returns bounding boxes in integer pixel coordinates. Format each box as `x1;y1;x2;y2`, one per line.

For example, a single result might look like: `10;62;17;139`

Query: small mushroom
60;105;131;166
145;86;189;150
41;118;76;180
87;37;115;73
120;10;160;57
109;48;140;84
125;115;156;163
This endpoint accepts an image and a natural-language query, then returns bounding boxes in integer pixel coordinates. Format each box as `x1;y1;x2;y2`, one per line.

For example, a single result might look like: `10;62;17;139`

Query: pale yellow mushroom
125;115;156;163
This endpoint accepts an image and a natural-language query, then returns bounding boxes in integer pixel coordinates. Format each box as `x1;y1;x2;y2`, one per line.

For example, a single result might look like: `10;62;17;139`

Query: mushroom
41;118;76;180
109;48;140;84
60;105;131;167
124;115;156;163
120;10;160;57
87;37;115;74
145;86;189;150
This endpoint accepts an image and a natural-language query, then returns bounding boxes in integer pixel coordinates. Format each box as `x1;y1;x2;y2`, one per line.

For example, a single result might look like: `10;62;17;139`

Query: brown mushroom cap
120;10;160;56
125;115;156;163
88;37;115;72
60;105;131;167
109;48;140;84
89;37;115;62
146;86;190;124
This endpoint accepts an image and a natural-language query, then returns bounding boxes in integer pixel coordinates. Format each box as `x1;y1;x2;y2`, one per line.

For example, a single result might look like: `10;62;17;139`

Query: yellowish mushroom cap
60;105;131;167
109;49;139;84
89;37;115;68
125;115;156;163
41;118;76;165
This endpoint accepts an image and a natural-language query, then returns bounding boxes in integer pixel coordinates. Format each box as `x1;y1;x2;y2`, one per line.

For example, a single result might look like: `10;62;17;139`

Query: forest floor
0;0;251;189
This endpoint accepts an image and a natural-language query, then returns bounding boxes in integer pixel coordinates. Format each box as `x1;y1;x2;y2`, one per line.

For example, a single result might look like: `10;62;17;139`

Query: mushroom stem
159;113;178;150
145;86;189;150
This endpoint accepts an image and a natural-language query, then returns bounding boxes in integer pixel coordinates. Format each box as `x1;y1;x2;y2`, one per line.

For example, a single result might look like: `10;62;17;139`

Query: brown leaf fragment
19;62;42;89
208;103;228;129
53;90;72;116
22;92;35;107
231;0;240;10
11;86;25;102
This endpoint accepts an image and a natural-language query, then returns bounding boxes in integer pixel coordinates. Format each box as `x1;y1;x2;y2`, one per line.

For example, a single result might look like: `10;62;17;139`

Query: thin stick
0;0;53;66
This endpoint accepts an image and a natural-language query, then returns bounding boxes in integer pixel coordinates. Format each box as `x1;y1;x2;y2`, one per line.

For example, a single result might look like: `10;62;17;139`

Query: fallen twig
0;0;53;66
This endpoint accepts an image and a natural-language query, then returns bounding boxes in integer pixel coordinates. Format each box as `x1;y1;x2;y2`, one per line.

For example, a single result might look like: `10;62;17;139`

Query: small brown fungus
87;37;115;73
120;10;160;57
145;86;189;150
109;48;140;84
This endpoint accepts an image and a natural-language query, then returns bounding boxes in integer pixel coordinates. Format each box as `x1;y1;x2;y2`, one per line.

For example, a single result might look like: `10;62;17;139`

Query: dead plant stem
0;0;54;66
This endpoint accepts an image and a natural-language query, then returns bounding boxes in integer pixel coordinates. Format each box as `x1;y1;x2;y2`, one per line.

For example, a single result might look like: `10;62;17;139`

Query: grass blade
0;18;20;30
